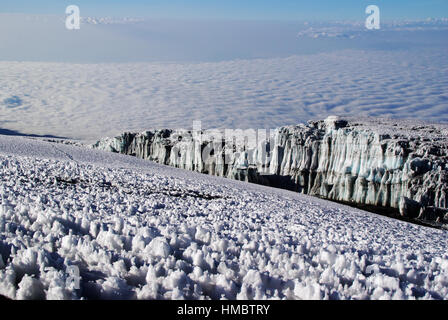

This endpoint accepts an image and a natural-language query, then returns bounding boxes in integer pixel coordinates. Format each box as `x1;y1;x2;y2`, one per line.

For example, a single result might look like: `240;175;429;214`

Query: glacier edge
91;117;448;226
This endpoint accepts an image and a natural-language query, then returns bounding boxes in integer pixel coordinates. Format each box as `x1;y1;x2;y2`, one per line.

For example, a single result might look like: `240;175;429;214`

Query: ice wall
92;117;448;225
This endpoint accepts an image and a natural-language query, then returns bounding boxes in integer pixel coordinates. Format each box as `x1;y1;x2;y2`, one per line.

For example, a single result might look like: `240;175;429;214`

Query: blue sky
1;0;447;20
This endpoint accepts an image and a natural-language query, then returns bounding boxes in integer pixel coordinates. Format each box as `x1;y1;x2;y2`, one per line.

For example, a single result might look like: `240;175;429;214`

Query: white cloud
296;19;448;39
1;49;447;140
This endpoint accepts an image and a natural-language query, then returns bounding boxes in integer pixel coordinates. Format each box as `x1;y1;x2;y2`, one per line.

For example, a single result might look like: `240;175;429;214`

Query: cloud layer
1;49;447;140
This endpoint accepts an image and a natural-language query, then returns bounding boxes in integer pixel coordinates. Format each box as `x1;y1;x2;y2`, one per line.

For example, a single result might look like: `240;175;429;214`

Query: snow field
0;135;448;300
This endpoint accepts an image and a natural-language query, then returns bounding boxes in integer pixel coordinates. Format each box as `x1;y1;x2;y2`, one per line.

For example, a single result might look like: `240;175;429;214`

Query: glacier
92;117;448;226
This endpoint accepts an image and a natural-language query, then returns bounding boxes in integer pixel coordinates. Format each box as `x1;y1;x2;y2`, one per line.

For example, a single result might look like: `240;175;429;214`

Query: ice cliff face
92;117;448;225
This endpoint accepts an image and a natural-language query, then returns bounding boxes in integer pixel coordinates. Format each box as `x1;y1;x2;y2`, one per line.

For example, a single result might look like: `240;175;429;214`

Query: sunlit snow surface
0;135;447;300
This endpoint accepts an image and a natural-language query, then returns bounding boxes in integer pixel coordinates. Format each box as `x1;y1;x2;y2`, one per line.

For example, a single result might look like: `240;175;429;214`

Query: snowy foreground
0;134;448;300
